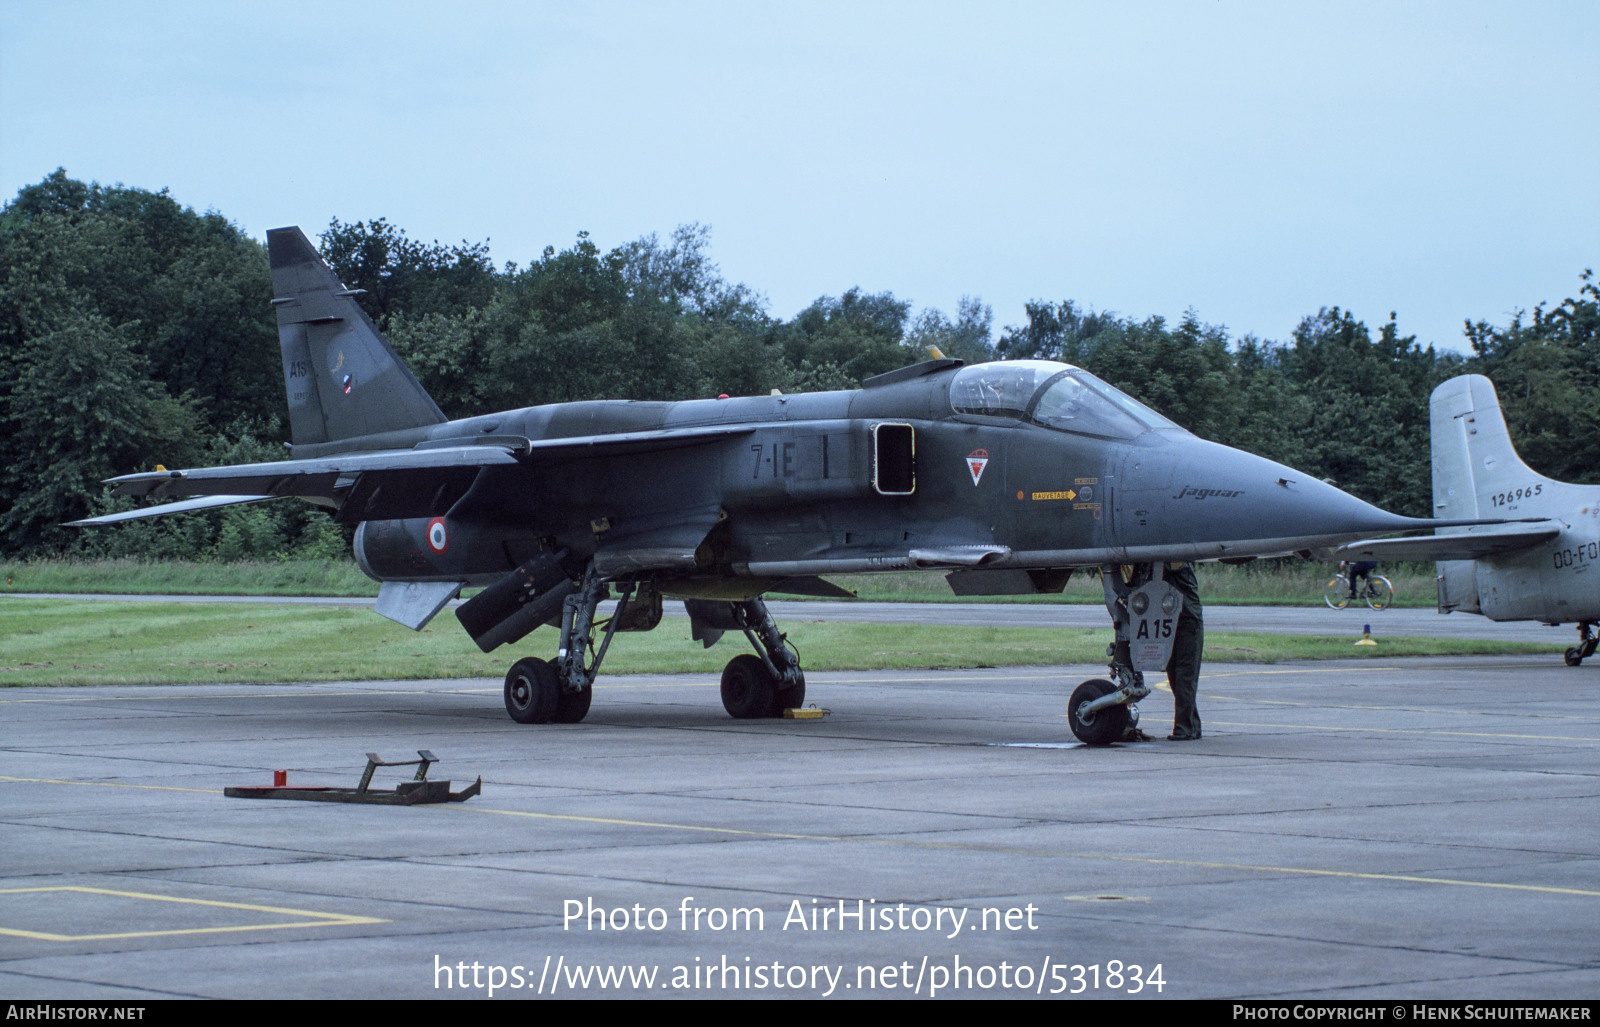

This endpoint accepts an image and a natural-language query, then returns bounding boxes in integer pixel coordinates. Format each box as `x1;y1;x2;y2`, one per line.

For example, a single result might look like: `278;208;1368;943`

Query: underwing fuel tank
354;517;529;585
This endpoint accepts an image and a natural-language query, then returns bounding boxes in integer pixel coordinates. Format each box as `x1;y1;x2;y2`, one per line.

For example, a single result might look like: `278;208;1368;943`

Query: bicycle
1324;571;1393;610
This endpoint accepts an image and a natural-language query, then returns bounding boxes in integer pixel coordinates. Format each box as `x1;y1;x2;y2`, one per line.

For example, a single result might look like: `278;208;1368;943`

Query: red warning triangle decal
967;449;989;486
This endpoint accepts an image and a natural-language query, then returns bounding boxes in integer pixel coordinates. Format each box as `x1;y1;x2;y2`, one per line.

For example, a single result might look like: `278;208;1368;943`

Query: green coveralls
1163;562;1203;740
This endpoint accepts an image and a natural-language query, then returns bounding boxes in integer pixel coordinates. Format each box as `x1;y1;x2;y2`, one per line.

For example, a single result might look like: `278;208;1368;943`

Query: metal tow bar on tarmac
225;750;481;805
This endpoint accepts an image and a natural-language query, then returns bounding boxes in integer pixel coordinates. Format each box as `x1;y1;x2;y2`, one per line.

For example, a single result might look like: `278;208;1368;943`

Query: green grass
0;598;1549;688
3;558;1441;607
830;564;1441;606
1;557;380;597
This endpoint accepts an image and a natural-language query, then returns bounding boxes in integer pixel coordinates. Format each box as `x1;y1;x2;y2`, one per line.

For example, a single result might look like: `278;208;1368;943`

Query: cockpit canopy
948;360;1183;439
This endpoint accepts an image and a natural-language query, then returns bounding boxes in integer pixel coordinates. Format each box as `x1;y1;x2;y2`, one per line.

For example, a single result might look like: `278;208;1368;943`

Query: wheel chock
782;706;828;719
225;750;482;805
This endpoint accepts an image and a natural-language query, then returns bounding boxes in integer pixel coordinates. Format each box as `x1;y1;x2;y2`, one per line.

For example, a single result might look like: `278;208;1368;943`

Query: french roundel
426;517;449;554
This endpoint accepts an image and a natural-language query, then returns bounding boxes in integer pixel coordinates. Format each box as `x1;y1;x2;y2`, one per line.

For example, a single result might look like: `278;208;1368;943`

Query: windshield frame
1023;368;1183;439
947;360;1184;439
947;360;1064;421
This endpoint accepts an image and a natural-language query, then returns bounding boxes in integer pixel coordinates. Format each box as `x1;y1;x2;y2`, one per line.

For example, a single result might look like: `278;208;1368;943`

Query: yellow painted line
1213;692;1450;708
0;775;218;794
1203;721;1595;742
1049;708;1596;740
465;805;823;841
1204;667;1410;678
1084;855;1600;898
4;775;1592;900
1068;672;1598;725
0;885;386;941
448;807;1600;898
1203;693;1600;724
1050;704;1594;738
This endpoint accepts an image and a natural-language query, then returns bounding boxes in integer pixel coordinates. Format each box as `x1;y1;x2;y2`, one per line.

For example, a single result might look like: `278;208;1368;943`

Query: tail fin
1430;373;1555;522
268;226;446;447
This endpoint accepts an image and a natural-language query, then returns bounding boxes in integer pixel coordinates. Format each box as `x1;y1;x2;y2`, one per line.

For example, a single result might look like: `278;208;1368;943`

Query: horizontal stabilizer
67;494;277;526
1330;521;1561;563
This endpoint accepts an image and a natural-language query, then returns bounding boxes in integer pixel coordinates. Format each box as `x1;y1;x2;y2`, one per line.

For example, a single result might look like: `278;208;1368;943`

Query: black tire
1365;576;1394;611
1324;576;1351;610
721;654;776;719
770;677;805;718
554;684;594;723
1565;647;1585;667
504;657;559;724
1068;678;1129;746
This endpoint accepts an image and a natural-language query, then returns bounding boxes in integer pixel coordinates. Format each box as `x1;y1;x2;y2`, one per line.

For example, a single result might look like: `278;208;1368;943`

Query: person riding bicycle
1345;560;1377;600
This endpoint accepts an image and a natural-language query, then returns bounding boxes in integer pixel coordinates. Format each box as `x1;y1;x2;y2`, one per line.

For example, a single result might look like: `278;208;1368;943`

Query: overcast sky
4;1;1596;353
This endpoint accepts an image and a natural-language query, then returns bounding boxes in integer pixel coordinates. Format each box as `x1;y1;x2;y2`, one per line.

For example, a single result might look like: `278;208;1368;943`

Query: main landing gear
717;598;805;719
1565;622;1597;667
500;571;806;725
503;567;634;725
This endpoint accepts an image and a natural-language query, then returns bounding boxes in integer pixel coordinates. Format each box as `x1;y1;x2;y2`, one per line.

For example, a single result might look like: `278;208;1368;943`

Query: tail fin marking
1430;374;1555;527
268;226;445;447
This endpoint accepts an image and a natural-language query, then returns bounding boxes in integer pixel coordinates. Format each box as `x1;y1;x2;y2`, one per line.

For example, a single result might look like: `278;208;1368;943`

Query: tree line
2;169;1594;559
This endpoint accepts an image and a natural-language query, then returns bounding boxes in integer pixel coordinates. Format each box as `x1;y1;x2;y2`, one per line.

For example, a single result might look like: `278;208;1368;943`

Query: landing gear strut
502;565;633;725
1565;622;1597;667
1069;564;1171;745
720;597;805;719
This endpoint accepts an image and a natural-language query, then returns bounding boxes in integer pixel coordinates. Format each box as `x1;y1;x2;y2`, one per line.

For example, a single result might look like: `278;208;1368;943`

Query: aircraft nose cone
1118;436;1422;559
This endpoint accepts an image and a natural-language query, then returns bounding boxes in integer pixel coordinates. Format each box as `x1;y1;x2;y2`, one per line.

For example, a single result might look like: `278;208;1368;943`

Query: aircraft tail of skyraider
268;226;446;449
1422;374;1594;629
1430;374;1560;522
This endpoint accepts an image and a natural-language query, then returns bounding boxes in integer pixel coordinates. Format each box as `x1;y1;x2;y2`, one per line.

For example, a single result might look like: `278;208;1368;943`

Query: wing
79;426;755;526
97;443;524;524
1328;521;1561;562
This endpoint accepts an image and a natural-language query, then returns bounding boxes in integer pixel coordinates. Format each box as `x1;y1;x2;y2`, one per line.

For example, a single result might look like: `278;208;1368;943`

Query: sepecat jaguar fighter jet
72;227;1481;742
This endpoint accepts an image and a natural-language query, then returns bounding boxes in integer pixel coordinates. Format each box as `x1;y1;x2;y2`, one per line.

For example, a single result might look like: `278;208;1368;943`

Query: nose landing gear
1068;678;1136;745
1069;564;1176;745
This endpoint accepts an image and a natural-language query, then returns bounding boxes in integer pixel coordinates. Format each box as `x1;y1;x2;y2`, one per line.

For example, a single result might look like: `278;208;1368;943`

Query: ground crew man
1163;561;1203;740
